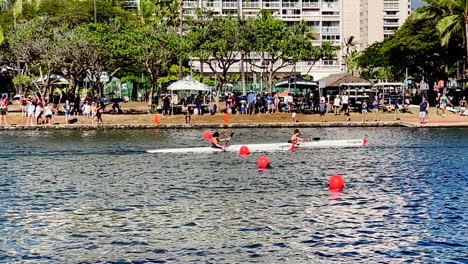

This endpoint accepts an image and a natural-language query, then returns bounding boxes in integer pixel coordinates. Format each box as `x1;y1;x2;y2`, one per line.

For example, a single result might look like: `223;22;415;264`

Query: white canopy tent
168;76;210;92
167;76;211;115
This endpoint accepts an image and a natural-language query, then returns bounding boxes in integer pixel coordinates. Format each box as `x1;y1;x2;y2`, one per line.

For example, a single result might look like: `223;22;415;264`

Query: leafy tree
418;0;468;66
188;14;241;109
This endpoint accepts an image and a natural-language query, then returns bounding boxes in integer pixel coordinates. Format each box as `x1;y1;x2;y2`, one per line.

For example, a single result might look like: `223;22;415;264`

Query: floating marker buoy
224;113;229;124
203;131;212;140
257;156;270;169
239;146;250;155
329;174;345;190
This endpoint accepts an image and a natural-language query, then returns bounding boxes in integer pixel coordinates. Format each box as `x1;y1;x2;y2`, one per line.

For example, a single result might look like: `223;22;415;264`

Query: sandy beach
1;101;467;129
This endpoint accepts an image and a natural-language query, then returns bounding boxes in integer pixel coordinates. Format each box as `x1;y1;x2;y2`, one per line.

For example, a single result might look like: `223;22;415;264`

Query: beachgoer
162;92;171;116
361;100;368;122
96;101;104;124
267;93;274;114
394;96;401;120
372;98;379;121
63;100;72;123
90;102;97;124
341;93;349;115
290;129;306;144
194;91;203;115
210;132;230;149
247;91;256;114
419;98;428;124
274;93;280;113
26;101;36;126
0;96;8;125
318;99;327;122
20;95;27;117
73;95;81;116
333;95;341;115
35;103;43;125
459;96;466;116
291;102;298;122
439;93;451;117
44;104;53;124
182;101;191;124
344;102;351;121
83;102;91;120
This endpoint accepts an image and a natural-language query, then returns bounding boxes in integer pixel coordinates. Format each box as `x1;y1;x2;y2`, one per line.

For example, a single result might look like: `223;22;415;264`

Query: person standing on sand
333;95;341;115
439;93;451;117
35;103;43;125
26;101;36;126
419;98;429;124
318;99;327;122
20;95;27;117
96;101;104;124
459;96;466;116
63;100;72;123
90;102;97;125
372;98;379;121
181;100;191;124
0;96;8;125
162;92;171;116
394;96;402;121
274;93;280;113
361;100;368;122
341;93;349;115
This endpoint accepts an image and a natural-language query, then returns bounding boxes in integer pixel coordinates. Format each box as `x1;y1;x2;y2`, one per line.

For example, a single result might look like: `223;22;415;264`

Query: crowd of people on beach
0;92;113;126
163;89;467;123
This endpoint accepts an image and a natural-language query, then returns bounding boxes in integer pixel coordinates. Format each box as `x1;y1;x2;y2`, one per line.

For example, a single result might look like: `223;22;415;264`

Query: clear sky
412;0;426;9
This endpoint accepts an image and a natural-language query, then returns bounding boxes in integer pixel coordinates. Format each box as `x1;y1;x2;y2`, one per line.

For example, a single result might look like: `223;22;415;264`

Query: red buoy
239;146;250;155
329;174;345;190
257;156;270;169
203;131;212;140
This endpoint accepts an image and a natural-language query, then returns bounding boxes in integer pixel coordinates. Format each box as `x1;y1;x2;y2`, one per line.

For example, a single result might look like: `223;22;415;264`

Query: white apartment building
128;0;411;80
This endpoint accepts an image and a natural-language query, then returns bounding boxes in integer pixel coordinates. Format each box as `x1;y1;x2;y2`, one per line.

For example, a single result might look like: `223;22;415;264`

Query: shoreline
1;121;468;130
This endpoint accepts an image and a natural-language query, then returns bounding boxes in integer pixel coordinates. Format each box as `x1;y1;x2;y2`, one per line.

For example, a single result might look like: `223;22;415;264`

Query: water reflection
0;128;466;263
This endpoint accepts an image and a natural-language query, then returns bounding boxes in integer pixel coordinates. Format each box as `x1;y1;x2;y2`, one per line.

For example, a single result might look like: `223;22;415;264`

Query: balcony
183;0;199;8
282;2;300;8
262;1;280;8
322;27;340;34
322;3;339;10
222;1;238;8
302;2;319;8
242;1;260;8
383;3;399;10
203;1;221;8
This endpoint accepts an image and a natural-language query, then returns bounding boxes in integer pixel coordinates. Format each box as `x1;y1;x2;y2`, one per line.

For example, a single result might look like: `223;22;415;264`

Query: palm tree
416;0;468;66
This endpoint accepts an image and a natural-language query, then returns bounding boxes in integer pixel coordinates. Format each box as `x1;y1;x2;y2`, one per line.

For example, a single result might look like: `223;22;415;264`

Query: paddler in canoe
210;132;231;149
289;129;306;144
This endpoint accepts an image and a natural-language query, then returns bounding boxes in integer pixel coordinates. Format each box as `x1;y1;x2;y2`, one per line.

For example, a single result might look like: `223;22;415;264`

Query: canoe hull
145;139;367;154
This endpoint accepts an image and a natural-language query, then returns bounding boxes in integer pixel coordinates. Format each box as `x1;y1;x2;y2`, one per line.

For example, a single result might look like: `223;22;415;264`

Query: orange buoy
203;131;212;140
224;113;229;124
153;114;159;125
257;156;270;169
329;174;345;190
239;146;250;155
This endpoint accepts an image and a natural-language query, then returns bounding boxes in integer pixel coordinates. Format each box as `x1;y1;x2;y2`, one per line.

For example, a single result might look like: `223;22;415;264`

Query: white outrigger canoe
145;138;367;154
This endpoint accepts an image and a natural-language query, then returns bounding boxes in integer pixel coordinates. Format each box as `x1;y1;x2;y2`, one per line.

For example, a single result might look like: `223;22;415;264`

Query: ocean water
0;127;467;263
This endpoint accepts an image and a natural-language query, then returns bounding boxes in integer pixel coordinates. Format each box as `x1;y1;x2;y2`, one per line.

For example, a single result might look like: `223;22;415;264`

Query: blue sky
412;0;426;9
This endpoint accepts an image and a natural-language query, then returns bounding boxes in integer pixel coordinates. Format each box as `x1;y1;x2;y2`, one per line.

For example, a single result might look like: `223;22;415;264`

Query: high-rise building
179;0;411;79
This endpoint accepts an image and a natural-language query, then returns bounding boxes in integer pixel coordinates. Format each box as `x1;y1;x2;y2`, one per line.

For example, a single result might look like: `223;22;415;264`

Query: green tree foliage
418;0;468;65
356;13;462;83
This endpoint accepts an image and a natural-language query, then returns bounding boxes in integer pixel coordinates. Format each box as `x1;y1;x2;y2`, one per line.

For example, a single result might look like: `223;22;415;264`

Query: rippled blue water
0;127;467;263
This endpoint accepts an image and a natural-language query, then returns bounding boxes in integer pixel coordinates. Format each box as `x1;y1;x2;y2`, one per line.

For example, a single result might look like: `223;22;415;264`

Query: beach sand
2;101;467;128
